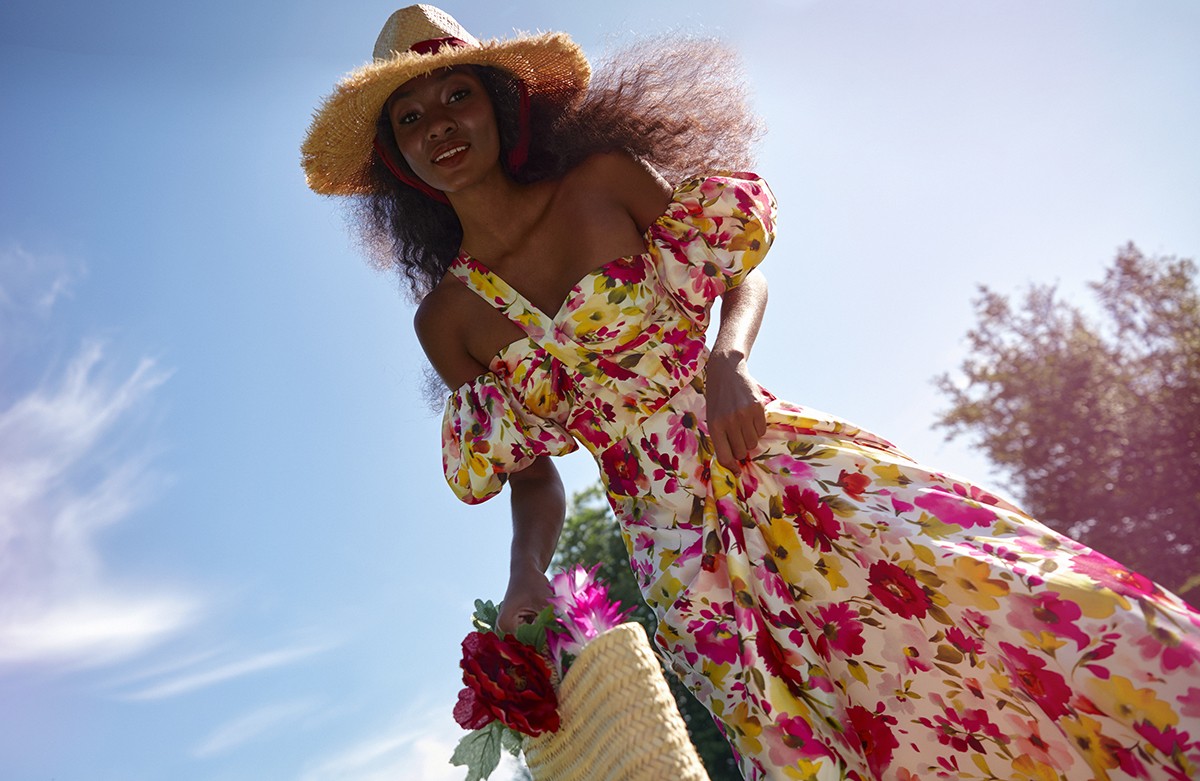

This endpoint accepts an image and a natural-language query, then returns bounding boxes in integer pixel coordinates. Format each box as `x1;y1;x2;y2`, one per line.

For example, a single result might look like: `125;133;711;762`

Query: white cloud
192;699;317;758
122;642;335;700
0;251;196;672
0;339;198;670
297;698;526;781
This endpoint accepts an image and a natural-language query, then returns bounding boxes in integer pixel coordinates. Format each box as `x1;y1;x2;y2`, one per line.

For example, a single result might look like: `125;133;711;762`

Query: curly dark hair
348;36;763;300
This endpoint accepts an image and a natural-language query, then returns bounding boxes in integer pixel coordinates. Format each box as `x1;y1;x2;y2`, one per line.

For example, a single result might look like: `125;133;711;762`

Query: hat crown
373;5;480;61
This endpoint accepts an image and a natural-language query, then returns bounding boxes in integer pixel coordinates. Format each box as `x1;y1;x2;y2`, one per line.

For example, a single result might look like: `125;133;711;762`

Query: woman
304;6;1200;779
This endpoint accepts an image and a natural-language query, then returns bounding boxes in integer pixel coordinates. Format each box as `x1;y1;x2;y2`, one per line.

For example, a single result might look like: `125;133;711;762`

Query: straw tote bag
523;622;711;781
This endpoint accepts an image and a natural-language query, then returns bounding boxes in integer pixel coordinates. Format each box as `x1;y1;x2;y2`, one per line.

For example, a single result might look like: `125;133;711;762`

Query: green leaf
449;721;504;781
472;600;500;634
499;725;524;757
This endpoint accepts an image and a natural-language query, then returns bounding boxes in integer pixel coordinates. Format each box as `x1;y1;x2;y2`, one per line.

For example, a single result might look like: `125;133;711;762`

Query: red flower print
867;560;931;619
781;486;842;552
999;642;1073;720
812;602;866;661
603;255;648;284
837;469;871;500
913;487;997;528
455;631;559;736
844;704;899;778
601;446;647;496
755;625;808;696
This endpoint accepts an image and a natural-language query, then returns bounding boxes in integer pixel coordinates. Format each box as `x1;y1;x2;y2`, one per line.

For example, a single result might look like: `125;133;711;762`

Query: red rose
454;632;560;736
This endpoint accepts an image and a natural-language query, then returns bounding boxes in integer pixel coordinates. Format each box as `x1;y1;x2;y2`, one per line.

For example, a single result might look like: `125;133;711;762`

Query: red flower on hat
454;631;560;736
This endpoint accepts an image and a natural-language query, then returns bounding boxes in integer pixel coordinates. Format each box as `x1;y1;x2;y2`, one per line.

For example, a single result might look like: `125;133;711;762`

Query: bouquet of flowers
450;565;634;781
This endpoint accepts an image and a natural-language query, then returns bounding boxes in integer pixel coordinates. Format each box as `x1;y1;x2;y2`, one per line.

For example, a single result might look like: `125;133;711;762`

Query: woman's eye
396;111;420;126
448;88;470;104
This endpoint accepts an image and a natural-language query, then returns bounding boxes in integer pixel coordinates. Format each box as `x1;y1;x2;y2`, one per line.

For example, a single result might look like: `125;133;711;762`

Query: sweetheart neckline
448;251;653;394
452;250;651;323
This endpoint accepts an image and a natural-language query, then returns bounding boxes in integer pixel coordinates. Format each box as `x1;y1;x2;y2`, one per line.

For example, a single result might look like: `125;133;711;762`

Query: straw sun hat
301;4;591;196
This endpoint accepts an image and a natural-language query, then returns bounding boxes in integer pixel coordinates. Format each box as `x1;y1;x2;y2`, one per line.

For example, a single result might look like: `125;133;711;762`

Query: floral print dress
440;173;1200;780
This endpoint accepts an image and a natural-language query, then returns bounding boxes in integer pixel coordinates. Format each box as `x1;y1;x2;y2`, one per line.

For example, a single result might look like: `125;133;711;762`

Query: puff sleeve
648;173;777;325
441;373;578;504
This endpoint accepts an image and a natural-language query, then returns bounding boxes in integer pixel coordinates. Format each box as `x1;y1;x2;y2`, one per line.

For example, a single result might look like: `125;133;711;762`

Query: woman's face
385;67;501;194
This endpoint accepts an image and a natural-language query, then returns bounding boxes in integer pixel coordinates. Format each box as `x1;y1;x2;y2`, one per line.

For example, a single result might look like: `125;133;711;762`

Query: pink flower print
568;408;610;450
882;622;934;674
687;260;729;302
666;409;701;458
781;487;842;552
767;714;833;765
811;602;866;661
1003;713;1078;771
998;642;1073;719
1179;687;1200;718
867;560;931;619
1134;721;1190;756
913;486;997;529
945;626;985;656
1006;591;1091;650
600;447;646;497
918;705;1004;754
689;617;741;665
1069;548;1157;598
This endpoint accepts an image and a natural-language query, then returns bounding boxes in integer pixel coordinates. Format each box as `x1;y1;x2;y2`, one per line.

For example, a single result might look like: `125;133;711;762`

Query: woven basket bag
523;622;711;781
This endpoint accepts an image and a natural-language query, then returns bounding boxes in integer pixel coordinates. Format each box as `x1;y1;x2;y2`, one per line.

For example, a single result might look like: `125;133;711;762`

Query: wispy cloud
122;642;335;700
0;249;196;671
297;698;525;781
192;699;318;758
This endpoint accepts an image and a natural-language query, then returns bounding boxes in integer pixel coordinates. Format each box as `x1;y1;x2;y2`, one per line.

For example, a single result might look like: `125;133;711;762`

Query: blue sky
1;1;1198;779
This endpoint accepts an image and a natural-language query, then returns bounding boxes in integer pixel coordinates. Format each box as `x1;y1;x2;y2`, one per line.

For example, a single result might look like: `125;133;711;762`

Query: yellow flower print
525;377;559;416
1061;714;1121;780
937;556;1010;611
1090;674;1179;731
570;298;621;336
466;266;507;301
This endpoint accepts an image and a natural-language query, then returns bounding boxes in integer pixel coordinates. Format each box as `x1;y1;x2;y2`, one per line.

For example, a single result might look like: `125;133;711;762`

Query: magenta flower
546;565;633;677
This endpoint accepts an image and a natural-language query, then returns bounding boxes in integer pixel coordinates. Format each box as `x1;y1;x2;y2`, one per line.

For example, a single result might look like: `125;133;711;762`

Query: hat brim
302;32;590;196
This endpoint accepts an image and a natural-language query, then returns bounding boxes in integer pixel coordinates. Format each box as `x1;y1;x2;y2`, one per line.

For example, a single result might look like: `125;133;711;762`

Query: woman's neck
449;171;557;261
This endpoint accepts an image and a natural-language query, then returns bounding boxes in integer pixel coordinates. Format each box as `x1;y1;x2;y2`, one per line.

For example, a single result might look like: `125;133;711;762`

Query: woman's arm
498;455;566;633
416;287;564;631
706;270;769;475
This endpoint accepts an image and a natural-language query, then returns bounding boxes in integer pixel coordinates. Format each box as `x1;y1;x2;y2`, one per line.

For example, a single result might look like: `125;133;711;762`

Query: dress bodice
440;173;776;503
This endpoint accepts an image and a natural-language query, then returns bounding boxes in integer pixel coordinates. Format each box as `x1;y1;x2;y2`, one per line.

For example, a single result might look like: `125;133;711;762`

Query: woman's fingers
712;403;766;473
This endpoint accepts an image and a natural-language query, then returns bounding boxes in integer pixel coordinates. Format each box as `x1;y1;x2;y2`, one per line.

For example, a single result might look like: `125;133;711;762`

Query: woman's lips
432;143;469;165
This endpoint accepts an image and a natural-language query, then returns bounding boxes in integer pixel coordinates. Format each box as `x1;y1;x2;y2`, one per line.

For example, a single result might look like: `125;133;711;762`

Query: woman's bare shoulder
563;152;673;230
414;279;487;390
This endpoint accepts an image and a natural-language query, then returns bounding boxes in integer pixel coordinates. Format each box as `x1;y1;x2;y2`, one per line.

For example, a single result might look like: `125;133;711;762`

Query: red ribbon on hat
409;36;468;55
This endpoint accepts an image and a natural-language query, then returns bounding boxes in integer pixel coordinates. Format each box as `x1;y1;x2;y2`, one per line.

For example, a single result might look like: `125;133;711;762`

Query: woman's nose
426;111;457;139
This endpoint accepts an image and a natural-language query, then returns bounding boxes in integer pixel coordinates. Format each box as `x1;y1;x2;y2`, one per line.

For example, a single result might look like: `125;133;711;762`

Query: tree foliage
552;485;741;780
936;244;1199;598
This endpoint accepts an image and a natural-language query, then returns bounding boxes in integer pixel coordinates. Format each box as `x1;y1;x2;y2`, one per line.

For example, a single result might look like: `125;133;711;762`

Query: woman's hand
497;563;554;634
705;350;767;475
